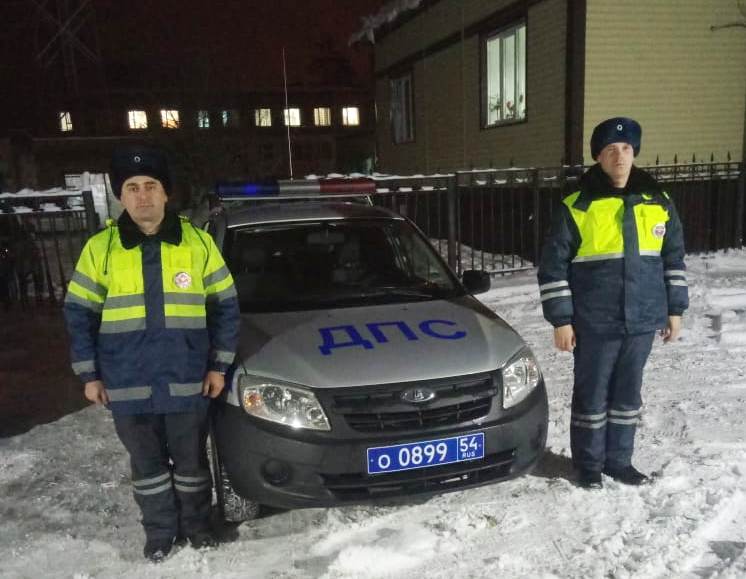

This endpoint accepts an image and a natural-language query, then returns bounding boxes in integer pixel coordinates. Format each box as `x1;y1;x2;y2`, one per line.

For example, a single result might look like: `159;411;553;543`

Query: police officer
64;146;239;560
538;118;688;489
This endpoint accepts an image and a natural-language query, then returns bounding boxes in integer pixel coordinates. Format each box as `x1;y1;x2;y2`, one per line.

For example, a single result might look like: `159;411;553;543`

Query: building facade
368;0;746;174
5;86;374;206
0;1;378;204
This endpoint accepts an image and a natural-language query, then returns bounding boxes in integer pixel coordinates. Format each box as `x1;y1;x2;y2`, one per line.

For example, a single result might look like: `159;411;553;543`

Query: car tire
209;432;261;522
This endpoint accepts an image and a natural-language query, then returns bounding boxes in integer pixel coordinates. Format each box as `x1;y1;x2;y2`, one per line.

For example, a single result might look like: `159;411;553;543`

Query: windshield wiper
354;286;440;299
239;285;453;312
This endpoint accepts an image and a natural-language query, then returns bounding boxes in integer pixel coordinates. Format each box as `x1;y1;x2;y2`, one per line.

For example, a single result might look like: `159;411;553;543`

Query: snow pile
1;250;746;578
0;190;73;214
0;189;78;204
1;173;111;224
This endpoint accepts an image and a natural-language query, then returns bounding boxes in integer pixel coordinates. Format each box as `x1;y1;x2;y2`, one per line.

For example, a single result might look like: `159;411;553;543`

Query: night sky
1;0;386;131
97;0;384;89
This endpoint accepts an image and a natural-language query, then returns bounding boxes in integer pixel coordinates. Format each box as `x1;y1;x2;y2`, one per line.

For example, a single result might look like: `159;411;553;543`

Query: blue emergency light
215;181;280;197
214;178;377;200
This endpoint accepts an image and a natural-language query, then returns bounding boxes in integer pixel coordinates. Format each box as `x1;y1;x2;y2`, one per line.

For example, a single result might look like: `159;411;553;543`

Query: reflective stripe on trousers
133;471;172;496
571;331;655;472
112;407;212;540
173;472;212;493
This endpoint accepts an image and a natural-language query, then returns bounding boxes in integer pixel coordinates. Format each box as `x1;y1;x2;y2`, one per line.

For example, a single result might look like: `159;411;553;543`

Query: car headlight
238;374;331;431
502;348;541;409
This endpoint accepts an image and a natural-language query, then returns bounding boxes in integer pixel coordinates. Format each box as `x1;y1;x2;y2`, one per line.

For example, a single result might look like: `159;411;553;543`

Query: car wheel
209;432;261;522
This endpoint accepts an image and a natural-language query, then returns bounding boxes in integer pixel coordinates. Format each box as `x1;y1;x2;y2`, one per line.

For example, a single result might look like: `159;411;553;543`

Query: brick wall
375;0;568;173
584;0;746;164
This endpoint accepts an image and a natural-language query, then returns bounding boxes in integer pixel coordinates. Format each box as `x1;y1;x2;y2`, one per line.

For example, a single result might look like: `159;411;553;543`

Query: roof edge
350;0;442;45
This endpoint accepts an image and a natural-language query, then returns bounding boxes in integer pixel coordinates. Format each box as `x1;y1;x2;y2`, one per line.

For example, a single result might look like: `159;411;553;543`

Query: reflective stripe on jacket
538;164;688;334
64;213;240;415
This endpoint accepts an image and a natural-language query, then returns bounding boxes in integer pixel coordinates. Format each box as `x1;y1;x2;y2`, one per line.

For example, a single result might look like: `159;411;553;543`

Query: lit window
342;107;360;126
390;74;414;143
314;107;331;127
197;110;210;129
284;108;301;127
128;110;148;130
160;109;180;129
221;109;239;128
255;108;272;127
483;22;526;127
59;111;73;132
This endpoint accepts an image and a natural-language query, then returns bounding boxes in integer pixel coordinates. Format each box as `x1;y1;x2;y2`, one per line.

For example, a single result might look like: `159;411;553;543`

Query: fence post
82;190;98;237
446;174;458;273
532;169;541;265
737;162;745;248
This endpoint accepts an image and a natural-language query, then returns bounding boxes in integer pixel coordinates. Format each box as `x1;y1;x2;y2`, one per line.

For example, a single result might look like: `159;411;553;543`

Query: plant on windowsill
488;96;503;122
505;94;526;120
488;94;525;125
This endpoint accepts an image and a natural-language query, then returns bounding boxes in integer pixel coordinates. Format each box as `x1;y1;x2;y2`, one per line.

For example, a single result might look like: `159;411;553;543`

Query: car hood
231;297;526;390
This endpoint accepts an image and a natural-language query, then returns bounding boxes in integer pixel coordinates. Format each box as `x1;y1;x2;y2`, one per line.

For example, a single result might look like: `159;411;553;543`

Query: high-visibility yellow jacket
64;211;239;414
538;165;688;334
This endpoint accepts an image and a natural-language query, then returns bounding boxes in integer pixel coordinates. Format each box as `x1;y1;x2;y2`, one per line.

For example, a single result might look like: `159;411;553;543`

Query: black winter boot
577;469;603;489
143;537;175;563
602;465;650;486
188;530;218;550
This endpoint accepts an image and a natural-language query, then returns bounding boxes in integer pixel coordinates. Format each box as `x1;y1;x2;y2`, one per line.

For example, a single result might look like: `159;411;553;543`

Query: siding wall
584;0;746;164
376;1;519;72
374;0;568;174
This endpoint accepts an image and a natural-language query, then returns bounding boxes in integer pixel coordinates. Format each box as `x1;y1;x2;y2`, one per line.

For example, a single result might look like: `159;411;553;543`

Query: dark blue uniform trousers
571;331;655;472
113;407;212;541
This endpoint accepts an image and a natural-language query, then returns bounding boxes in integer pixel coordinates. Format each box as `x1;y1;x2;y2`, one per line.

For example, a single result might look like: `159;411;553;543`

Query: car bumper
212;382;548;509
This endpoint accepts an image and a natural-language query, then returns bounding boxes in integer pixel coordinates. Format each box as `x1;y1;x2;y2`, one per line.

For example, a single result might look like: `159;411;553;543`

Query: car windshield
225;219;462;313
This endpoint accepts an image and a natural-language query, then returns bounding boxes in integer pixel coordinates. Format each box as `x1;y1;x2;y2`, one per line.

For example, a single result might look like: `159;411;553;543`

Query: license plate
367;432;485;475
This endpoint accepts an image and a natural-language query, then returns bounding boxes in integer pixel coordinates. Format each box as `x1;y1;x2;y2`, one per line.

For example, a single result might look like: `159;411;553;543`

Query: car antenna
282;47;294;180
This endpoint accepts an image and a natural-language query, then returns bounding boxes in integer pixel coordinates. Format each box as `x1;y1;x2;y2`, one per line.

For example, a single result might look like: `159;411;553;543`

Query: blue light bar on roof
277;180;321;194
215;178;376;199
215;181;280;197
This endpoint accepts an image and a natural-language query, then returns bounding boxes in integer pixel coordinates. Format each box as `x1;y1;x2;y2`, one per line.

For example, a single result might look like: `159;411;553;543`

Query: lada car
207;181;548;521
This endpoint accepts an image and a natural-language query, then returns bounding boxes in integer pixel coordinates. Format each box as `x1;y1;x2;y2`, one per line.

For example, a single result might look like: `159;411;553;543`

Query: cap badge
652;223;666;239
174;272;192;289
616;123;623;131
134;155;142;163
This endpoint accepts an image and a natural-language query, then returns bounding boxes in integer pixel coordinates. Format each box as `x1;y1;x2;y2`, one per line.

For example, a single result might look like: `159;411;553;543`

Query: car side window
394;228;449;286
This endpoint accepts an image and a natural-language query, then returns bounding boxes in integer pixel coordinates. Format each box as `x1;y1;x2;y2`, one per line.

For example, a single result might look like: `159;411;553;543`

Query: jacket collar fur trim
573;164;665;211
118;209;182;249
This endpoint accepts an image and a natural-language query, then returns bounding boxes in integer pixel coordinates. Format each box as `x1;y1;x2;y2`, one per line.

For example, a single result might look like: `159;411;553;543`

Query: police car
207;179;548;521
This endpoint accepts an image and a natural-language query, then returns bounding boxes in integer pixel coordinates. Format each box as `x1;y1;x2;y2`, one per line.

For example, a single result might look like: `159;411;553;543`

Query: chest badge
174;271;192;289
652;223;666;239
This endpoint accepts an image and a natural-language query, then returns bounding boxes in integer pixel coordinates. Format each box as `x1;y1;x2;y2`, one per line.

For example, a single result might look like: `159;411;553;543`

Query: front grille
330;373;498;433
344;398;491;432
322;449;515;501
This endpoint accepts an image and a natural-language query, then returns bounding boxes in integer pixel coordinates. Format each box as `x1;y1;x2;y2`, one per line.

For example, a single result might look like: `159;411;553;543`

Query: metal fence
372;161;745;275
0;191;97;307
0;161;742;308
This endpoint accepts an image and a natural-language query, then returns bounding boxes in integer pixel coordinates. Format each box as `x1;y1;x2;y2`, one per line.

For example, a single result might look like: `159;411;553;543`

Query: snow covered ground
2;250;746;578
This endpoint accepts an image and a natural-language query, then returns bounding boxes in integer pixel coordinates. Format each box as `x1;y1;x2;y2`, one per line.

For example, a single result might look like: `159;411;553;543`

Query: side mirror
462;270;491;294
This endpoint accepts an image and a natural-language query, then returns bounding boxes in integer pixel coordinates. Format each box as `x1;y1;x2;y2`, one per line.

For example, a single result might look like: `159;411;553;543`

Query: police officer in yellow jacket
538;118;688;489
64;146;239;561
